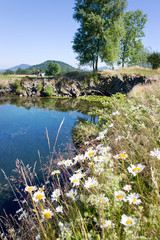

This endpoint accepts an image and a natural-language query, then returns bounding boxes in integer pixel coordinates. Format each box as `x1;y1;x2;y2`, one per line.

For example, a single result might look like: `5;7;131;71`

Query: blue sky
0;0;160;69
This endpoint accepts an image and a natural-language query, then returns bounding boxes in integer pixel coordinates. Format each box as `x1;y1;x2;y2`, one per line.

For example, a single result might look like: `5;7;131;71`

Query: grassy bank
1;81;160;239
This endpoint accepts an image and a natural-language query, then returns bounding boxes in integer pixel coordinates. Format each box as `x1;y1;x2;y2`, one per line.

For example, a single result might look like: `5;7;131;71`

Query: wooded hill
26;60;78;73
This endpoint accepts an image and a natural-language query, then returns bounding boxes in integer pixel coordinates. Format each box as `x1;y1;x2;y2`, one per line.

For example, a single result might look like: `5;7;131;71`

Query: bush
36;83;43;92
43;84;56;96
147;52;160;69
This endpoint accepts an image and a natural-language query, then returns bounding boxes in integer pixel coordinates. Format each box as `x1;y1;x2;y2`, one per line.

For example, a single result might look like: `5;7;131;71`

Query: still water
0;96;101;214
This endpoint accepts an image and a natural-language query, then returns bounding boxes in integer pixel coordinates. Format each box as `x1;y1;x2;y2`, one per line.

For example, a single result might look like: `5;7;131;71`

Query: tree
3;69;15;75
147;52;160;69
119;10;147;67
45;62;61;76
16;68;30;75
73;0;127;71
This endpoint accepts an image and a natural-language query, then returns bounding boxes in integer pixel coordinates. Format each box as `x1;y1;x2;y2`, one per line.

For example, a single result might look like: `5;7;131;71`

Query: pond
0;95;101;215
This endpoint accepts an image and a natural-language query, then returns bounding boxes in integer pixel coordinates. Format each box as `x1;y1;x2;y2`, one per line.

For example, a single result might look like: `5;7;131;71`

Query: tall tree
73;0;127;71
119;10;147;67
45;63;61;76
147;52;160;69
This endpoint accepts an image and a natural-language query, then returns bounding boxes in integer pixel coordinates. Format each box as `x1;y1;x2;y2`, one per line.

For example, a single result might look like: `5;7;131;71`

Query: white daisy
126;193;141;205
84;177;98;189
55;206;63;213
108;123;114;128
112;110;120;116
69;174;81;187
42;209;53;219
32;190;46;203
73;154;84;163
25;186;37;193
123;185;132;191
100;219;114;229
51;189;61;202
150;148;160;160
115;190;126;201
98;194;109;205
127;164;145;176
66;189;78;199
120;214;135;226
63;159;74;167
51;170;61;175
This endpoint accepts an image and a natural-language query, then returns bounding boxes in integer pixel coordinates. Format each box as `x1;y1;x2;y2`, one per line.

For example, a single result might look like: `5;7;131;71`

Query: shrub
43;84;56;96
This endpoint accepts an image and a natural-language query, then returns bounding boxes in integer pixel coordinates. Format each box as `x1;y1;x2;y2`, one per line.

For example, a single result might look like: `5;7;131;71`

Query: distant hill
0;64;30;73
26;60;78;72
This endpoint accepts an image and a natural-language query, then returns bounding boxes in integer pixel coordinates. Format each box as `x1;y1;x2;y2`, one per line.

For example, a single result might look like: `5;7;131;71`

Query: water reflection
0;95;102;215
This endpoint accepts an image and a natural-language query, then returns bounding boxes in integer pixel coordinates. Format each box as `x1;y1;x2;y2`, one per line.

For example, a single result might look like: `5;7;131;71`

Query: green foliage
73;0;127;71
3;69;15;75
147;52;160;69
10;79;21;89
36;83;43;92
43;84;56;96
16;67;31;75
119;10;147;67
45;62;61;76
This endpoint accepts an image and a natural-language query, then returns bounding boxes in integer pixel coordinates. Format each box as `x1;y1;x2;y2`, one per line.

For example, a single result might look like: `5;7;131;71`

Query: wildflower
63;159;74;167
42;209;53;219
112;110;120;116
123;185;132;191
51;189;61;202
25;186;37;193
36;234;40;240
84;149;97;159
98;194;109;205
93;156;105;163
73;154;84;163
69;174;81;187
127;164;145;176
98;146;111;154
108;123;114;128
115;191;126;201
84;177;98;189
39;186;44;192
118;152;128;160
55;206;63;213
100;219;114;229
51;170;61;175
32;190;46;203
120;214;135;226
57;160;65;166
114;136;123;143
127;193;141;205
66;189;78;199
16;208;23;214
150;148;160;160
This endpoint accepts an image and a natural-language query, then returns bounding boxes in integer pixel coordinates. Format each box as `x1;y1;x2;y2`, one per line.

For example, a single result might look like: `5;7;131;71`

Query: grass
0;81;160;239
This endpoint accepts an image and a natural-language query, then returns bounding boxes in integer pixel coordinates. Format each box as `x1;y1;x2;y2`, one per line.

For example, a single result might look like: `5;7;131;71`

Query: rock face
0;74;160;97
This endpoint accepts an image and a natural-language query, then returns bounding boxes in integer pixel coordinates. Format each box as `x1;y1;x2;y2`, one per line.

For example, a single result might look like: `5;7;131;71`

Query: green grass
1;79;160;239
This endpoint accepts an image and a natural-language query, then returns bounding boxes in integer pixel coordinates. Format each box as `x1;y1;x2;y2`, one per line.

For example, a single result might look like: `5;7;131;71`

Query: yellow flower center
56;194;59;197
119;153;126;158
73;179;78;183
102;221;106;226
54;170;59;174
133;198;136;203
27;187;34;192
133;167;141;172
99;198;103;202
89;184;94;187
39;188;43;192
108;224;111;228
116;194;122;199
89;152;94;156
44;212;51;218
73;193;76;196
126;220;132;225
35;194;43;200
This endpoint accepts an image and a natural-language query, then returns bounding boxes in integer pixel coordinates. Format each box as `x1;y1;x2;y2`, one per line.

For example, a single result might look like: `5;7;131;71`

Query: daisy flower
98;146;111;154
55;206;63;213
98;194;109;205
69;174;81;187
112;110;120;116
57;160;65;166
42;209;53;219
100;219;115;229
51;189;61;202
93;156;105;163
123;185;132;191
51;170;61;175
84;177;98;189
84;149;97;159
127;164;145;176
115;190;126;201
150;148;160;160
120;214;135;226
118;152;128;160
126;193;141;205
25;186;37;193
32;190;46;203
66;189;78;199
108;123;114;128
73;154;84;163
63;159;74;167
114;136;123;143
